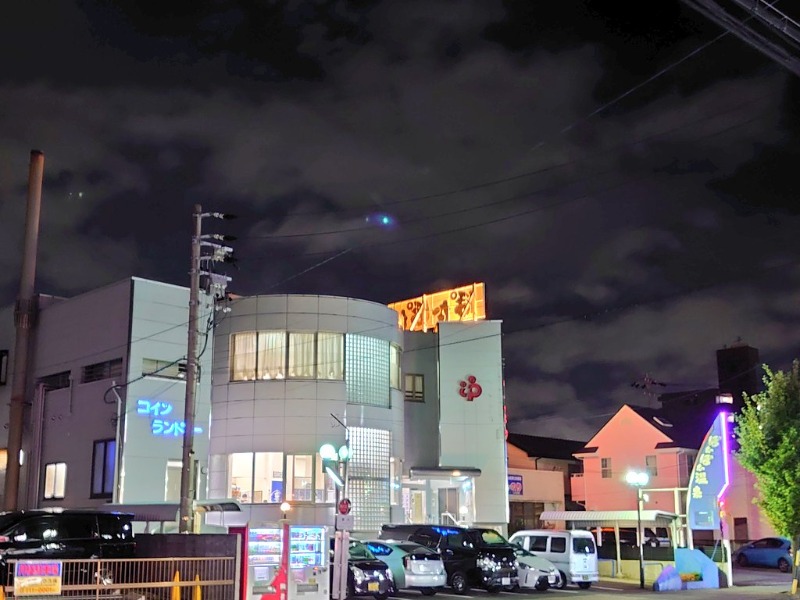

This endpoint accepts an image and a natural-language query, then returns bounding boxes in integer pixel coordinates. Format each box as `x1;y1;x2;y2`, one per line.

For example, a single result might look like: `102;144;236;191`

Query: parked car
512;545;561;591
331;539;395;599
508;529;598;589
733;537;792;572
0;509;135;587
379;524;518;595
362;540;446;595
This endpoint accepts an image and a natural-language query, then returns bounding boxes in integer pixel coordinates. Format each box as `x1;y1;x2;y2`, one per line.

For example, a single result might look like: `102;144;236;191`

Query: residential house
506;433;584;533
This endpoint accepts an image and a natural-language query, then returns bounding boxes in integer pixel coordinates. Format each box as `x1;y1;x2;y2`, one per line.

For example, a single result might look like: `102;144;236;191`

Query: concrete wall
119;278;212;504
401;331;440;471
437;321;507;530
31;280;132;508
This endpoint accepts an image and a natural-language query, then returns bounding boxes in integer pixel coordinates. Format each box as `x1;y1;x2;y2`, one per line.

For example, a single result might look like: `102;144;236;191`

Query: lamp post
625;470;649;589
280;501;292;520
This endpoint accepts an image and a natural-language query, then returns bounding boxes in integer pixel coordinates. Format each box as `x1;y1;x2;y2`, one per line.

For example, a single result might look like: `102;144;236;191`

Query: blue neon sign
137;399;203;437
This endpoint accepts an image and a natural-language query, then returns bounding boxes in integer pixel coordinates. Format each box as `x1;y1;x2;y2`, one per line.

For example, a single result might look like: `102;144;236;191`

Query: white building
0;280;509;535
0;277;213;509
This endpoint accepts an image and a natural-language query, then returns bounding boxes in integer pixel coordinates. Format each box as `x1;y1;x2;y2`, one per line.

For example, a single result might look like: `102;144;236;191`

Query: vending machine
247;524;330;600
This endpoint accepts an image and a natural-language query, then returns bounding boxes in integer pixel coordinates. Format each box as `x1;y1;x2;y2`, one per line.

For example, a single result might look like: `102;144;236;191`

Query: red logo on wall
458;376;483;401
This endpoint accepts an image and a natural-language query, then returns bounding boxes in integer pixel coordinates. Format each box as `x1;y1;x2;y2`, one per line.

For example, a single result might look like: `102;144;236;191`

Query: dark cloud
1;0;799;440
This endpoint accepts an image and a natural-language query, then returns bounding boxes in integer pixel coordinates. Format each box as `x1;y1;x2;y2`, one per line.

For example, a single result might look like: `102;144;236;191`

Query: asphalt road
391;566;790;600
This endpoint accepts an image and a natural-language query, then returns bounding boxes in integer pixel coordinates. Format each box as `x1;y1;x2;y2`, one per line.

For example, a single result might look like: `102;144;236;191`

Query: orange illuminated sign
388;283;486;332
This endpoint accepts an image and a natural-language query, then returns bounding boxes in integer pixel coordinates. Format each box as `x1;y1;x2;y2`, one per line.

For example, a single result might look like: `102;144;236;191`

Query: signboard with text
14;561;62;596
388;283;486;332
508;474;523;496
686;412;731;530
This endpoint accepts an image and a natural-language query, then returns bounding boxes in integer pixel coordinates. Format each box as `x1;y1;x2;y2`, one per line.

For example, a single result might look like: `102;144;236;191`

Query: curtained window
257;331;286;380
231;332;257;381
288;333;315;378
317;332;344;380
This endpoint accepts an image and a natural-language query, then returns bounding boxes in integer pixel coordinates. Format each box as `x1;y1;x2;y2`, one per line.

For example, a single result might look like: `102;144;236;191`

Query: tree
735;360;800;542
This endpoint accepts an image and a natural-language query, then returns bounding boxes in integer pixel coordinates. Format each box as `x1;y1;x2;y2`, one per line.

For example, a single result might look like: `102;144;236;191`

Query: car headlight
477;557;493;569
385;569;394;580
352;567;365;583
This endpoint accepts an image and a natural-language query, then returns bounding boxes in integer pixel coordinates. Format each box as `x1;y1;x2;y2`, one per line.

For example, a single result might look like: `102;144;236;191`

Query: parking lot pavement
392;570;792;600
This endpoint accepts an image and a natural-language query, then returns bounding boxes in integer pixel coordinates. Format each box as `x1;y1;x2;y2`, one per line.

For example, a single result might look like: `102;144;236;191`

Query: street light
625;470;650;589
280;501;291;520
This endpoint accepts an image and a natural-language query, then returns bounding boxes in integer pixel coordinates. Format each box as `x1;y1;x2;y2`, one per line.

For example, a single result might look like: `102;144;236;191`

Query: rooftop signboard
388;283;486;332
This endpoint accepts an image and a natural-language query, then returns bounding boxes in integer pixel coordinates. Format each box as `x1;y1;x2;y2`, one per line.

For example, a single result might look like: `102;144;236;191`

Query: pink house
571;405;700;513
570;403;777;543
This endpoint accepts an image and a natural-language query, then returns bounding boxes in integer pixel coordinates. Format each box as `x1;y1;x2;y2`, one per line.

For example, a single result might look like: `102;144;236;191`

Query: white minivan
508;529;599;589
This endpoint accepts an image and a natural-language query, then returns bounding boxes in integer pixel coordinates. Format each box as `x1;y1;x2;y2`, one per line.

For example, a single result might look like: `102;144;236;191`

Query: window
165;460;182;502
229;452;254;502
0;350;7;386
81;358;123;383
601;458;612;479
231;331;287;381
12;517;59;542
317;332;344;380
91;439;116;498
286;454;313;501
645;455;658;477
573;537;596;554
404;374;424;402
254;452;284;503
142;358;185;379
529;536;548;552
38;371;71;391
550;537;567;553
43;462;67;499
315;452;336;503
349;427;391;532
288;333;315;378
389;345;401;389
346;335;391;407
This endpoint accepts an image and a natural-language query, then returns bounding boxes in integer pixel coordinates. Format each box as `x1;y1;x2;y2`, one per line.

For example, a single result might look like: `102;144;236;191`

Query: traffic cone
171;571;181;600
193;574;202;600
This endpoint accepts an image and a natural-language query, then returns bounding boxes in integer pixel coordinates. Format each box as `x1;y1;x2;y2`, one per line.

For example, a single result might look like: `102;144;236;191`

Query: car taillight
0;536;10;543
403;556;410;568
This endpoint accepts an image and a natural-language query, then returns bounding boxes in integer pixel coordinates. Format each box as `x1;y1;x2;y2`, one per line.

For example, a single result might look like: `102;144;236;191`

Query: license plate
368;582;379;592
582;575;589;581
502;577;511;585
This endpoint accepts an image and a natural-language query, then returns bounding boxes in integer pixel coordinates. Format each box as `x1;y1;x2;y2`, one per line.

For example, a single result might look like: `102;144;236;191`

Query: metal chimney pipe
5;150;44;510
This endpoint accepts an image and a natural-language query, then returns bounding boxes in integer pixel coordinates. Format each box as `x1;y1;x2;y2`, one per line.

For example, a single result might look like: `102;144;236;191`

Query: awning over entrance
539;510;678;528
409;466;482;478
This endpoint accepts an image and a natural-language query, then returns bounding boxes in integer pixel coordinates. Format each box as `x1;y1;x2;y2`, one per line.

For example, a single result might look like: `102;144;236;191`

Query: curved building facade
208;294;404;531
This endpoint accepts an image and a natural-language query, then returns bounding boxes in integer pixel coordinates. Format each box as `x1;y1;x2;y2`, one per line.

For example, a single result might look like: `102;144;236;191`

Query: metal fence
2;556;238;599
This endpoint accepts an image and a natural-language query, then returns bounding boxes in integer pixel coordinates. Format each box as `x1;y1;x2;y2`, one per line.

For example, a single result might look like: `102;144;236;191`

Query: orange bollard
171;571;181;600
193;574;202;600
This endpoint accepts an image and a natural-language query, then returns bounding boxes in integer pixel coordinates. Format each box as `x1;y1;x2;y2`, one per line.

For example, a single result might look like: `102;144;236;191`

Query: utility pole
178;205;235;533
6;150;45;511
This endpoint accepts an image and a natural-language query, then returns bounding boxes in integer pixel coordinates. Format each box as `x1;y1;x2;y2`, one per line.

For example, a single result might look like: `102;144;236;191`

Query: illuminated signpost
686;411;733;584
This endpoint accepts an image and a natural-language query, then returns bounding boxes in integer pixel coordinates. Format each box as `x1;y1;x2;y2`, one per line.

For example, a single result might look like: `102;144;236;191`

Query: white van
508;529;599;589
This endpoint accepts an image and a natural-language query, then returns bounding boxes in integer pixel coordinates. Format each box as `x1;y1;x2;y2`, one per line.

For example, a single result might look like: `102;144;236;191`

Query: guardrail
2;556;237;599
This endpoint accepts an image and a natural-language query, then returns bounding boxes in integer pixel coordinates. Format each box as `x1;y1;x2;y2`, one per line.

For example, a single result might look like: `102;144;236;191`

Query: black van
0;509;135;581
379;525;518;595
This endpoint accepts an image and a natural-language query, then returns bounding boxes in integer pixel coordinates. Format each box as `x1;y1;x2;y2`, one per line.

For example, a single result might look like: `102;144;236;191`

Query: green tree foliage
735;360;800;539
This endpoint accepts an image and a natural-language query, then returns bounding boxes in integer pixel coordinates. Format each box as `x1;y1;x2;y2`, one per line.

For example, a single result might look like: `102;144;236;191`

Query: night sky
1;1;798;441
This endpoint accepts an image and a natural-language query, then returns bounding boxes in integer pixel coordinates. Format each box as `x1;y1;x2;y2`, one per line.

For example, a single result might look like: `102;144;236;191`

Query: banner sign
686;412;731;530
508;474;524;496
14;561;63;596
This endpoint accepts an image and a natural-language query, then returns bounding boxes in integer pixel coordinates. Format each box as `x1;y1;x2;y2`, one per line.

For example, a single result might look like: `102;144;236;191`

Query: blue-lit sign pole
685;411;733;583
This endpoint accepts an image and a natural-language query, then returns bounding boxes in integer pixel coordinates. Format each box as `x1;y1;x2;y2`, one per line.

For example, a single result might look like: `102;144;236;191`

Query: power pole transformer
179;204;235;533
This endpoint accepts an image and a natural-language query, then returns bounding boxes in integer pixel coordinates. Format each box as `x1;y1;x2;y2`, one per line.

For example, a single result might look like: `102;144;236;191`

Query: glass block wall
345;335;390;407
349;427;391;532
